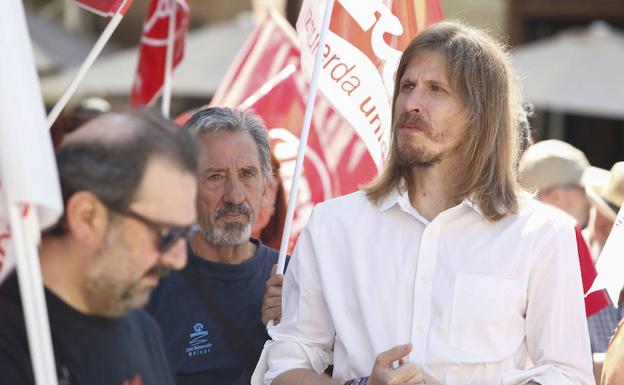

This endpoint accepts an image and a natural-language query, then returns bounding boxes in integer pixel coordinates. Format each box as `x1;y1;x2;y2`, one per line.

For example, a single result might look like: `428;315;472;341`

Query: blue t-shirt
146;238;278;385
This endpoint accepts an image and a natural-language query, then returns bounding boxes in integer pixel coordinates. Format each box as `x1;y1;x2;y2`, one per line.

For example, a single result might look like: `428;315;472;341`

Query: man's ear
261;177;270;205
64;191;110;246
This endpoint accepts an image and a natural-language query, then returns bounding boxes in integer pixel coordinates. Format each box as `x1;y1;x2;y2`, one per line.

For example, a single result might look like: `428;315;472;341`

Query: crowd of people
0;19;622;385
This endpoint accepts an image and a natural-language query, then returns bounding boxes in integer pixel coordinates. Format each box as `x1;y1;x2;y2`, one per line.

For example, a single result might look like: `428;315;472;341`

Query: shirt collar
378;182;486;219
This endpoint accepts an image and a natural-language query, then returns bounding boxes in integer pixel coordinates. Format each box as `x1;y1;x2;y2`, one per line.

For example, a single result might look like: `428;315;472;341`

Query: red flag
576;225;610;316
130;0;190;106
211;11;300;108
176;12;299;125
71;0;133;17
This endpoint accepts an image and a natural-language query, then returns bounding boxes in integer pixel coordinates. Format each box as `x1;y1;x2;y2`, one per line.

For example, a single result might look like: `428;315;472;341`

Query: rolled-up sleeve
253;212;335;385
502;222;595;385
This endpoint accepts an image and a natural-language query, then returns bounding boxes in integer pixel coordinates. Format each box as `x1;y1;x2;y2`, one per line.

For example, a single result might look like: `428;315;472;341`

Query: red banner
130;0;189;106
71;0;133;17
211;11;300;108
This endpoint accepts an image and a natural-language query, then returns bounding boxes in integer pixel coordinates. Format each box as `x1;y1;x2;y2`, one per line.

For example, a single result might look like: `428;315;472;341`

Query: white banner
587;206;624;305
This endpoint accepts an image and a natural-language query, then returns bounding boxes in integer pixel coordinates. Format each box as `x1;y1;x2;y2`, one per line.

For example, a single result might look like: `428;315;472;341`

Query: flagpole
46;0;129;129
275;0;335;278
8;205;58;385
161;0;176;118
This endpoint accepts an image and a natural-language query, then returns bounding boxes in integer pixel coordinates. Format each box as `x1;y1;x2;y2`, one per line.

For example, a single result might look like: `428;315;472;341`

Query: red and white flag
130;0;190;106
71;0;133;17
296;0;444;168
211;11;301;108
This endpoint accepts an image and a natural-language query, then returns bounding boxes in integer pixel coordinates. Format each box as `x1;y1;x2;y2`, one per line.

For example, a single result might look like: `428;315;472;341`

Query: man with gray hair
146;107;280;385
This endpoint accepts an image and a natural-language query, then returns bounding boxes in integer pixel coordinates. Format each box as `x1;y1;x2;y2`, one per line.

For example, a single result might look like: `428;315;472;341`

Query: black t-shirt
0;273;175;385
146;238;279;385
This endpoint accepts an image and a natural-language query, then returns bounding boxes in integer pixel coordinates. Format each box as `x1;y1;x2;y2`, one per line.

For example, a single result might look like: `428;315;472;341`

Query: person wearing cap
518;139;591;227
585;162;624;259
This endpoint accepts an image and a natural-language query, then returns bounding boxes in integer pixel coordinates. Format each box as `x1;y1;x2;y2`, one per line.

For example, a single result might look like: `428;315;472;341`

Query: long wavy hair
364;21;522;221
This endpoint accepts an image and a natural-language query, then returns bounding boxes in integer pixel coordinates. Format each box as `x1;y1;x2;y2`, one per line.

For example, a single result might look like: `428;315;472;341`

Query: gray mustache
215;202;252;219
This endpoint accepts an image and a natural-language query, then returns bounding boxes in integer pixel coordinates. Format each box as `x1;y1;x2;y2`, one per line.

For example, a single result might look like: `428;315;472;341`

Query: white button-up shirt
255;189;594;385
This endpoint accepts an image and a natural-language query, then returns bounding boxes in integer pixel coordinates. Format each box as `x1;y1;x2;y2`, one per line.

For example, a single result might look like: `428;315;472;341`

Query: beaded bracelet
344;377;368;385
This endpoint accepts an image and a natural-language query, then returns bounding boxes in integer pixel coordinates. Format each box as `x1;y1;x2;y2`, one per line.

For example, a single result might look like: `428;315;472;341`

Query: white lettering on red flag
296;0;444;168
71;0;132;17
130;0;189;106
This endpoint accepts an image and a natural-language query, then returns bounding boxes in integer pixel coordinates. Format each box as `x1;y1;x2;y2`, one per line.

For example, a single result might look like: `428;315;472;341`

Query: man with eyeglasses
146;107;281;385
0;109;198;385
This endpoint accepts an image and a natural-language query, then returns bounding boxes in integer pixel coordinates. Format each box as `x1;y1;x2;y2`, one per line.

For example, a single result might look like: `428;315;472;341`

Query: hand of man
261;264;284;326
368;343;424;385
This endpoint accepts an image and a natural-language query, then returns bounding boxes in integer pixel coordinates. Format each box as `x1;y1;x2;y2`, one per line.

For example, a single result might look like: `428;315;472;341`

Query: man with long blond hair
253;21;594;385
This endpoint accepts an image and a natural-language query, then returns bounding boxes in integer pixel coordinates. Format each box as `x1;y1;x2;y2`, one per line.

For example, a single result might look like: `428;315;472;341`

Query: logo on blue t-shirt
185;322;212;357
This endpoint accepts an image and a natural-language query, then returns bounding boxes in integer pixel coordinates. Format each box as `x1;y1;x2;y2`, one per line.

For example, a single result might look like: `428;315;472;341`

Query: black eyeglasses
111;207;199;253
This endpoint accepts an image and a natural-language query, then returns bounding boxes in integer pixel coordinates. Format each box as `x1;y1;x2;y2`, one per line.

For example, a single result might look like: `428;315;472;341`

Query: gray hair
183;107;272;179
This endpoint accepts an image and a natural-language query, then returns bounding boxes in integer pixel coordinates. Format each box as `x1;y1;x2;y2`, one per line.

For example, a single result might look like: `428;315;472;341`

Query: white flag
587;206;624;305
0;3;64;384
0;0;63;282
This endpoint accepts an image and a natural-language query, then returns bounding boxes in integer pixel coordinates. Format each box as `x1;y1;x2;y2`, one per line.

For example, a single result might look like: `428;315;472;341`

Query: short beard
83;225;169;317
394;111;446;168
202;202;253;247
397;142;442;168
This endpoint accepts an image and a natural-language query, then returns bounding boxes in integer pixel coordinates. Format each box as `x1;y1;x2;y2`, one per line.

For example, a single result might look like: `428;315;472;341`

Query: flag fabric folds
70;0;133;17
130;0;190;106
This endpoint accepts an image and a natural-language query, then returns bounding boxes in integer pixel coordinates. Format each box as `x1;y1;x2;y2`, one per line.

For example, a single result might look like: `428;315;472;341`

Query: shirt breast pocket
449;272;526;362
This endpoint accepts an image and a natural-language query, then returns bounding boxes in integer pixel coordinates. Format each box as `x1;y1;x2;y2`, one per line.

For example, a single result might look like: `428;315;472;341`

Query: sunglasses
111;207;199;253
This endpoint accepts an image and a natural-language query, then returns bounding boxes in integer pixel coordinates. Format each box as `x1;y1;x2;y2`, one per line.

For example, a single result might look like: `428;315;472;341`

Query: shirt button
421;276;428;284
415;325;424;333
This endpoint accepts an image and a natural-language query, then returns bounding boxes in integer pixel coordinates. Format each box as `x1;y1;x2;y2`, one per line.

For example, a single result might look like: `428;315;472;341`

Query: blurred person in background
252;151;287;250
584;163;624;261
50;97;112;149
519;139;591;227
0;110;198;385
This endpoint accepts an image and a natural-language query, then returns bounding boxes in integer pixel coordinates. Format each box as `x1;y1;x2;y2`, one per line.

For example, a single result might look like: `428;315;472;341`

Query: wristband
344;377;368;385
